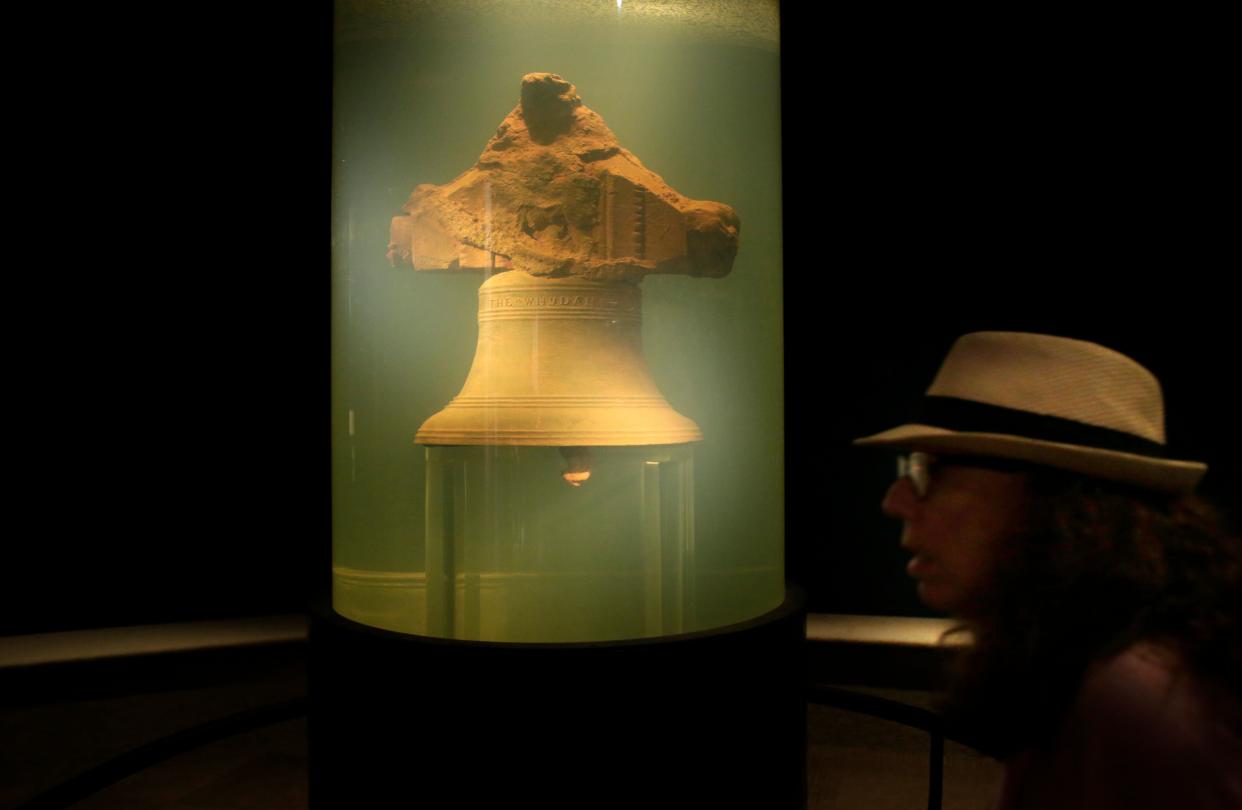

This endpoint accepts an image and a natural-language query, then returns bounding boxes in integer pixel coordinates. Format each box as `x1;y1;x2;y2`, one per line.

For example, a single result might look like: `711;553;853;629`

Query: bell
416;269;701;447
389;72;740;487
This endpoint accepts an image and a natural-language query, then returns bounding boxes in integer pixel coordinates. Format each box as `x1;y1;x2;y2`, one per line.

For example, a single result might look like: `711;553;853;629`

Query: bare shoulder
1070;641;1242;808
1079;642;1186;711
1075;641;1210;742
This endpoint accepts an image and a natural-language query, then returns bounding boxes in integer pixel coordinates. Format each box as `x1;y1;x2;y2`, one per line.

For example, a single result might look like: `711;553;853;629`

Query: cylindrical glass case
332;0;784;643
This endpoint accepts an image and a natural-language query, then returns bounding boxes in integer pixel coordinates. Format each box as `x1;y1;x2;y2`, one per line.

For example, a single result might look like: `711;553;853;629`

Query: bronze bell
415;269;701;447
389;73;739;462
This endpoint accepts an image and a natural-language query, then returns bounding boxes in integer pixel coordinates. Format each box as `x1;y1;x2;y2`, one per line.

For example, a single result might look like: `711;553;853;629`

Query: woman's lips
906;555;936;578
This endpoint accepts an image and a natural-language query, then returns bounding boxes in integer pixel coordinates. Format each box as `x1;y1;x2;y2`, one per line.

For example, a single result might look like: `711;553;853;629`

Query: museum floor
9;699;1002;809
1;615;1004;809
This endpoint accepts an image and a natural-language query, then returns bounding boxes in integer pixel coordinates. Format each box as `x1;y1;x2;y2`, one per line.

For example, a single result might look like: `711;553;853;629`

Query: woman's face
881;453;1030;616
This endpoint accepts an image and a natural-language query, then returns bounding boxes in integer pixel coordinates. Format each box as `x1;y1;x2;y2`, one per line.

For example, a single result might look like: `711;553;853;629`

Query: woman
855;331;1242;809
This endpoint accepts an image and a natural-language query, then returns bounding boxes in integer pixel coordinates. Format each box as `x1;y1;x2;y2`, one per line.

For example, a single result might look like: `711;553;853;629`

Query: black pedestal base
309;588;806;808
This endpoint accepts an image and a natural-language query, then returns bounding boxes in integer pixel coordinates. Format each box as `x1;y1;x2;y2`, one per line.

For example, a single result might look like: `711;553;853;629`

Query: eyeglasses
896;451;1032;499
896;452;935;499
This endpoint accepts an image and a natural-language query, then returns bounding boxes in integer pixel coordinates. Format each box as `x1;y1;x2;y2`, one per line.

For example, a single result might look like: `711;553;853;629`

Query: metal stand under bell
424;444;695;642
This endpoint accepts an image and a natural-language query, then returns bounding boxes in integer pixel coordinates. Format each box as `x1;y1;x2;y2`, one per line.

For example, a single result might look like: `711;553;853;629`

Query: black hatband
914;396;1167;458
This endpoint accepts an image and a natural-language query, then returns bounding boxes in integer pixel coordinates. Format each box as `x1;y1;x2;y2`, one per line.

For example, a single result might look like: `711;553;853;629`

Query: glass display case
335;1;779;641
332;0;785;643
317;5;801;806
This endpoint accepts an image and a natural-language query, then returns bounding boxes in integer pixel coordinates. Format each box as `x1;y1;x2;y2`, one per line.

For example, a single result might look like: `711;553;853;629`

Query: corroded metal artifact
388;72;739;280
389;73;739;459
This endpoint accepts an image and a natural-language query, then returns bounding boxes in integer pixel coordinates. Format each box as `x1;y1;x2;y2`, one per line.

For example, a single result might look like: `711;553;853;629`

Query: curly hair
939;470;1242;758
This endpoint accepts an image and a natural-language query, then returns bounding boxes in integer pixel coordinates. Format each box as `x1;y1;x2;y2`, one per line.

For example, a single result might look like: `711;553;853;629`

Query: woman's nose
881;475;919;521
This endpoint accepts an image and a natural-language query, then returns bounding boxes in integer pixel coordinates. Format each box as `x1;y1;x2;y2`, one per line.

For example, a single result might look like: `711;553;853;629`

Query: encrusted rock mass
388;73;739;282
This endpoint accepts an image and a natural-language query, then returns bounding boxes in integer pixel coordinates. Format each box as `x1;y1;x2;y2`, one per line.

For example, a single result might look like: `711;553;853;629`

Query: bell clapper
560;446;593;486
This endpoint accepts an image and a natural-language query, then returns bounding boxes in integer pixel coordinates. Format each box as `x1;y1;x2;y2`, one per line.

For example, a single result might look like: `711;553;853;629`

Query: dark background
780;6;1237;614
6;4;1234;635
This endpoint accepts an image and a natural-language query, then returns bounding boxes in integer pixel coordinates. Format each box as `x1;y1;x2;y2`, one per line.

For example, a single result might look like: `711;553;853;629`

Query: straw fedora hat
853;332;1207;493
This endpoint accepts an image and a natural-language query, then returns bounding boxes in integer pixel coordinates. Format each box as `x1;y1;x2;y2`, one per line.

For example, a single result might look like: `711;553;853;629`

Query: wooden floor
52;703;1002;810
